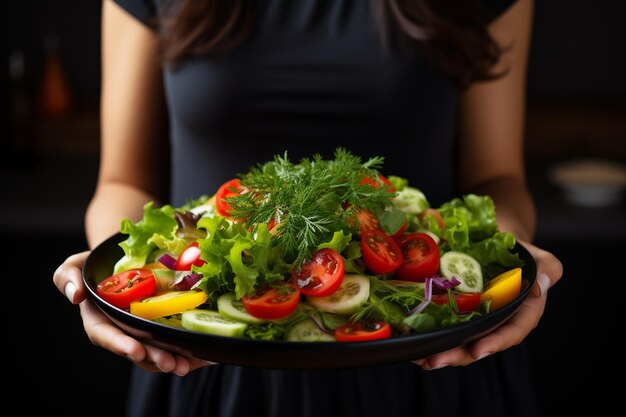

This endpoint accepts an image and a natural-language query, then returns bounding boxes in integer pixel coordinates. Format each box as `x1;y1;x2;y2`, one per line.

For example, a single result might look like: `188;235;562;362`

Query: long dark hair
157;0;505;88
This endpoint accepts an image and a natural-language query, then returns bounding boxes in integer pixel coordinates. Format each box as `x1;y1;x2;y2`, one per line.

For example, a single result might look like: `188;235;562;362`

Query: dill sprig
227;148;394;264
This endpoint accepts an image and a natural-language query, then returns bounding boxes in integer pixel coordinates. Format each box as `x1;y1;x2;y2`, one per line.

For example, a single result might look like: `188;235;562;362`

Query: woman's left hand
413;240;563;370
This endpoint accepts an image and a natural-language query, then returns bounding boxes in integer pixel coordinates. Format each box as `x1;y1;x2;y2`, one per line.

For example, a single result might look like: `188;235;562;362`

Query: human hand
413;240;563;370
53;252;215;376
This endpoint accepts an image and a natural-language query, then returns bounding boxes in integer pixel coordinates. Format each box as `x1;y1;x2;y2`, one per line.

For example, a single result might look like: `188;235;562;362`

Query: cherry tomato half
360;229;403;275
355;208;382;234
393;233;440;282
241;283;301;319
216;178;243;217
292;248;345;297
96;268;157;310
432;291;482;313
335;320;391;342
176;242;207;271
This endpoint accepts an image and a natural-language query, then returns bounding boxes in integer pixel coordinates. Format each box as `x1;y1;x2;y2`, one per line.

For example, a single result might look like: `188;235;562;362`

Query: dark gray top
111;1;538;417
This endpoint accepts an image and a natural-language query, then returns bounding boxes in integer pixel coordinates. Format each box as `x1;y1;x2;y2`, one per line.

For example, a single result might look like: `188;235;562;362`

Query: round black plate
83;232;536;370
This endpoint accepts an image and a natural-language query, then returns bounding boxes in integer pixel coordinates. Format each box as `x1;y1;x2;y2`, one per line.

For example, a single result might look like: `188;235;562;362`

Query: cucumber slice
181;309;248;337
217;293;266;324
286;318;336;342
307;274;370;314
440;251;483;293
392;187;429;214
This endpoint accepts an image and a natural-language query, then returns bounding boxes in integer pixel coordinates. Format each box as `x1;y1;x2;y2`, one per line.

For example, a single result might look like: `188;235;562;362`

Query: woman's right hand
53;251;214;376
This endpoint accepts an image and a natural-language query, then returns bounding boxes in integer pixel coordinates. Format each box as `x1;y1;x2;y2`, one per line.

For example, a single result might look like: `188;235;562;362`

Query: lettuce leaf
114;202;179;273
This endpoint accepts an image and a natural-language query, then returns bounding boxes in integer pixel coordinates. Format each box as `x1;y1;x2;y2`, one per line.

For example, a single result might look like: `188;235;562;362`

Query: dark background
2;1;625;415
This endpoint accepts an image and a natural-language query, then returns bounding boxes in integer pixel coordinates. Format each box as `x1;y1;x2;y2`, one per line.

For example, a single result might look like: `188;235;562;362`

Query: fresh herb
350;279;425;332
227;148;395;265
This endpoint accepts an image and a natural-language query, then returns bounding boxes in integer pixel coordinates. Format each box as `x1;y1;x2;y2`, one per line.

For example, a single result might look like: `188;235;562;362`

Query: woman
54;0;563;416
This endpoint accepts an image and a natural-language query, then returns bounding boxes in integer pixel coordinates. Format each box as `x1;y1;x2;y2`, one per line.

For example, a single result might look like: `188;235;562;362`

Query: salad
96;148;525;342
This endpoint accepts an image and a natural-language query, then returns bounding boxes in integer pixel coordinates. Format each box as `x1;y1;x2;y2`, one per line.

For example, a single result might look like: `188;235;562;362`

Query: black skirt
126;343;541;417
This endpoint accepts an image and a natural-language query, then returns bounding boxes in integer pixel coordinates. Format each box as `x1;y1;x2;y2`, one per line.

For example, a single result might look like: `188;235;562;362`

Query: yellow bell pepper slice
130;290;208;320
481;267;522;312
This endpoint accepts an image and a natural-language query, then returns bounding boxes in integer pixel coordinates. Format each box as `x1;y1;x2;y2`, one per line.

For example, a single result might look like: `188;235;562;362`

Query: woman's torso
162;0;458;207
116;1;540;416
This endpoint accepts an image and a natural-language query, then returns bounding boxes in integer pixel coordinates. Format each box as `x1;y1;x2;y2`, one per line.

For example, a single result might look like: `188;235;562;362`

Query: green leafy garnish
227;148;395;265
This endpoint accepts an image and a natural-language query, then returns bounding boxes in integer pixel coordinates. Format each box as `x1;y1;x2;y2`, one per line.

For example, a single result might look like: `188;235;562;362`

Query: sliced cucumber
307;274;370;314
439;251;483;293
392;187;429;215
181;309;248;337
286;318;336;342
217;292;266;324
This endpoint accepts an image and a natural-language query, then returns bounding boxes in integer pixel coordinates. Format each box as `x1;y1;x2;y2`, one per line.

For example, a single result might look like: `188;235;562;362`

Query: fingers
79;299;146;359
53;251;91;304
79;299;216;376
518;240;564;297
468;292;545;359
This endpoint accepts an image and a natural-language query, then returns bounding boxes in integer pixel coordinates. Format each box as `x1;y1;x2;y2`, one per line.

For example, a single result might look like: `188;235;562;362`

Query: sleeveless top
112;1;541;416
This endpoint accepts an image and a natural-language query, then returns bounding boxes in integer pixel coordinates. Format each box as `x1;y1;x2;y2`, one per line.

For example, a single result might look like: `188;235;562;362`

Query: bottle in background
37;32;72;119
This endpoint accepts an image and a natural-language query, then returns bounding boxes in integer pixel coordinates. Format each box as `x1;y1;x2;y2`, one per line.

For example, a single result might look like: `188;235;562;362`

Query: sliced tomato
292;248;345;297
241;283;301;319
418;208;445;229
176;242;206;271
96;268;157;310
354;208;382;234
394;233;440;282
432;291;482;313
335;319;391;342
360;229;403;274
359;174;395;193
215;178;243;217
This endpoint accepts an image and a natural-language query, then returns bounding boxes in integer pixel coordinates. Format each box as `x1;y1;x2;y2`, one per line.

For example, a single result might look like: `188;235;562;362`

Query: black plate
83;232;536;370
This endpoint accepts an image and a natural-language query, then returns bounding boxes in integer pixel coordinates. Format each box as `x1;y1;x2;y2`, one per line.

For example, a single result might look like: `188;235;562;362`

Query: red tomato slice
292;248;345;297
335;320;391;342
241;283;301;319
359;174;395;193
418;208;445;229
176;242;206;271
96;268;157;310
360;229;403;275
432;291;482;313
215;178;243;217
393;233;440;282
355;208;382;234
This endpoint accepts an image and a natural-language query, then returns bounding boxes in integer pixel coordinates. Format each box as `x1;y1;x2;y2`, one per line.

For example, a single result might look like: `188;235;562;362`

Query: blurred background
2;1;625;415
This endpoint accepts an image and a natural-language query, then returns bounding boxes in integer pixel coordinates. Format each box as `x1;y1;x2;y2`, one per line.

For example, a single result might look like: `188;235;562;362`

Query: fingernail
425;363;448;371
65;282;77;303
126;354;138;363
538;273;551;296
476;352;492;361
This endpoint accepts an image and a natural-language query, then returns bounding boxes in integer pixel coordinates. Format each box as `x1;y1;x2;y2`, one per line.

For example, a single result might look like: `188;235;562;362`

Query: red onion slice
406;277;433;317
157;253;178;270
171;272;202;290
